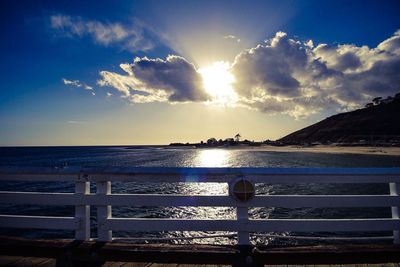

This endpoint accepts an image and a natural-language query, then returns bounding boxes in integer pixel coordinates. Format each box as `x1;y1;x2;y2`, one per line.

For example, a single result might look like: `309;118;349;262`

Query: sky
0;0;399;146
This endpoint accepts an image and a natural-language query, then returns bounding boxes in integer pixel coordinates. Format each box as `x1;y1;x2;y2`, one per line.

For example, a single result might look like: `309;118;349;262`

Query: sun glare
196;149;230;167
198;61;238;106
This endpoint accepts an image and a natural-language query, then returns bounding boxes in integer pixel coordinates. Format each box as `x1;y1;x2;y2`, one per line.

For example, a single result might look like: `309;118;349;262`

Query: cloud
96;30;400;118
50;15;153;52
223;34;241;42
98;55;210;103
62;78;82;87
231;30;400;118
63;78;94;92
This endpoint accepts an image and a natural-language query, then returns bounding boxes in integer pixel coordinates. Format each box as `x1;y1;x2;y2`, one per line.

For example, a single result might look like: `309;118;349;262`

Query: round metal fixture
230;177;255;202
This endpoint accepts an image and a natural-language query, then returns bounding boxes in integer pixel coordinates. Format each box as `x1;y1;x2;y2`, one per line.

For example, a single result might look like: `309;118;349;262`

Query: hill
279;97;400;145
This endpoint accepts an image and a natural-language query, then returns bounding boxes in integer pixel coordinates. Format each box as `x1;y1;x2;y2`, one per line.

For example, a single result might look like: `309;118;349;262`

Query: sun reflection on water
167;148;235;244
196;149;231;167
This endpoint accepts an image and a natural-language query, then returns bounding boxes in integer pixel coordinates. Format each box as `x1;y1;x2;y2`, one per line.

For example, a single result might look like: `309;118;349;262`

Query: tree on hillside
207;138;217;145
372;97;382;105
365;103;374;108
234;133;241;142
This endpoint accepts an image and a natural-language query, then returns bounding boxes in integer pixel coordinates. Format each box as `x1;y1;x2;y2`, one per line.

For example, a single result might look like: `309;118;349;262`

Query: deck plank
35;258;56;267
149;264;180;267
0;256;54;267
103;262;128;267
0;256;23;266
0;256;399;267
11;257;42;267
0;236;400;266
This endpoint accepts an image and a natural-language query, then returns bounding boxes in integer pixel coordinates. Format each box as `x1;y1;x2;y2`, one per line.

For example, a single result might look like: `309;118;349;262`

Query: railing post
390;182;400;244
75;180;90;241
97;181;112;242
237;206;250;246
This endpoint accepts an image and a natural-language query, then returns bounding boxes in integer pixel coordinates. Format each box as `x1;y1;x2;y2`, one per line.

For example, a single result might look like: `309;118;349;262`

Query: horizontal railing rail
1;166;400;182
0;167;399;245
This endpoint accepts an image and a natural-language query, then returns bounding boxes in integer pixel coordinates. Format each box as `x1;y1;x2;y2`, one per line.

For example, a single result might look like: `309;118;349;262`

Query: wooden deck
0;256;399;267
0;237;400;267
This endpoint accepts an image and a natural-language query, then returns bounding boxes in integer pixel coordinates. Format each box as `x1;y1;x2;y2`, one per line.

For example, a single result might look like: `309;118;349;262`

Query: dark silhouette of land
279;93;400;146
170;93;400;149
170;133;263;148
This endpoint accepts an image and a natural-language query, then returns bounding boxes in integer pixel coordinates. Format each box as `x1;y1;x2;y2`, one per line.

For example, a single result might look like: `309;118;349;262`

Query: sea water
1;146;400;245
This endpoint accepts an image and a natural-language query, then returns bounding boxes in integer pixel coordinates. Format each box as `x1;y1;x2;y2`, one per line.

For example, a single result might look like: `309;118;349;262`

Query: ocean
1;146;400;245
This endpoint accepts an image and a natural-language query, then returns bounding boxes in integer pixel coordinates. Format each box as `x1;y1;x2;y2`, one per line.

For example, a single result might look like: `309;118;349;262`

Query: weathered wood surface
3;192;400;208
0;256;56;266
1;166;400;183
0;237;399;266
103;218;400;232
0;256;399;267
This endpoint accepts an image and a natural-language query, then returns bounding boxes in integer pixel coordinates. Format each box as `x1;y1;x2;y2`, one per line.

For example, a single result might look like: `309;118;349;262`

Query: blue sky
1;0;399;145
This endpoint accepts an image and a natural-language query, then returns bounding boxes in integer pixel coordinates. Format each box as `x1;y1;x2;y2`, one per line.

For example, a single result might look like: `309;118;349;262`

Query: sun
198;61;238;106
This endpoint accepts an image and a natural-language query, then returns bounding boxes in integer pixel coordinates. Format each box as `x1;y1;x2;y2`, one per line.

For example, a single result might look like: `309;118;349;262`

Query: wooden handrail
0;167;399;244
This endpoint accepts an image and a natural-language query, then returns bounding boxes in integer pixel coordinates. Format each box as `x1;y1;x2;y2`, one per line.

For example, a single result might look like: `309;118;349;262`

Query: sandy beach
221;144;400;156
168;144;400;155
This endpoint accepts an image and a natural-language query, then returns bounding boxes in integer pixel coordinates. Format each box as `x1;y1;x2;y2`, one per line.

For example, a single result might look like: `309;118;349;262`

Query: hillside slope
279;98;400;144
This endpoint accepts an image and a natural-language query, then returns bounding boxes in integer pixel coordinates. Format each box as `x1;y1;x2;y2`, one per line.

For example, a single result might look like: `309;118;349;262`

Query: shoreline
167;144;400;156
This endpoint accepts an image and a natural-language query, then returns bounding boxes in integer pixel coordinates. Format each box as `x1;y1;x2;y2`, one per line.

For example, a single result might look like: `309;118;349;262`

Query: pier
0;167;399;266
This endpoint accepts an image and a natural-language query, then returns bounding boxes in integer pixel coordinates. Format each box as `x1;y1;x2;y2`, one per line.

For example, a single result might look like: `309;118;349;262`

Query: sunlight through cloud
198;62;238;107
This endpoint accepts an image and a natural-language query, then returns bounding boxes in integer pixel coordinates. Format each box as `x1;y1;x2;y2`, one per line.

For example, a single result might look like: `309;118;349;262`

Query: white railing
0;167;399;245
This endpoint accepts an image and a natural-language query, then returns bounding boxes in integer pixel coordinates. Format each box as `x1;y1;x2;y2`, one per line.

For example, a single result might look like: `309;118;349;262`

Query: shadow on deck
0;236;399;267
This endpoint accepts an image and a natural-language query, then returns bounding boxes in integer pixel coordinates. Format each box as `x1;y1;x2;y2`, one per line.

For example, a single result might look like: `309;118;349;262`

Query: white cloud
50;15;153;52
96;30;400;118
62;78;82;87
63;78;94;92
223;34;240;42
231;30;400;118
